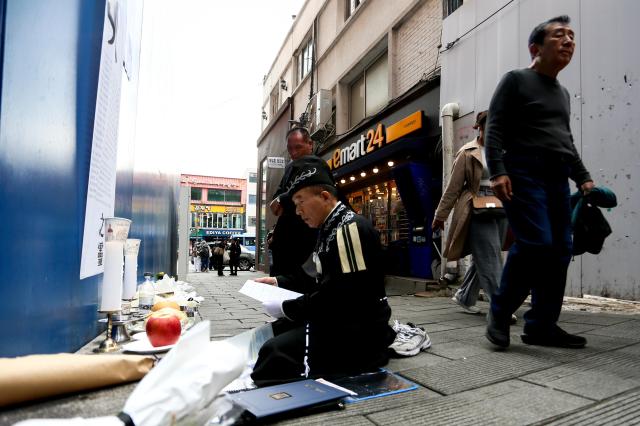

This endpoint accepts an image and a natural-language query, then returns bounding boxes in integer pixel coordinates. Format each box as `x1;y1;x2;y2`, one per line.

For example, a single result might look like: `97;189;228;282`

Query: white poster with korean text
80;0;129;279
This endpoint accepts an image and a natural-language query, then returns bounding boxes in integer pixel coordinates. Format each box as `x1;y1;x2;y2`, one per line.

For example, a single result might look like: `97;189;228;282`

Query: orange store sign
327;110;422;171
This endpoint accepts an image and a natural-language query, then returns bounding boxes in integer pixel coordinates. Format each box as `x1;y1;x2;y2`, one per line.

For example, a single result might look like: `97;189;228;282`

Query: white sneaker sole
451;296;481;314
392;344;423;357
421;336;432;351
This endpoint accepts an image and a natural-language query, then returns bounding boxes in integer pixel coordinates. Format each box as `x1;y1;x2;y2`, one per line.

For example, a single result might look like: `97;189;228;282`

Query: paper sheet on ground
239;280;302;304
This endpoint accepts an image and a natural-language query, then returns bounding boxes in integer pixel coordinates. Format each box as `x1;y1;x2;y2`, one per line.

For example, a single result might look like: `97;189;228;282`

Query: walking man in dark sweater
485;15;595;349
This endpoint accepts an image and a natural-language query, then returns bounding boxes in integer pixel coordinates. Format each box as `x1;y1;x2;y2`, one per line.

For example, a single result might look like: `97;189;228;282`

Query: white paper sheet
239;280;302;304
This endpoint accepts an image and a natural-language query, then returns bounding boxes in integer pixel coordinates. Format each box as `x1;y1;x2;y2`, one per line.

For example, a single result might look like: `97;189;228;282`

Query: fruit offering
145;309;182;347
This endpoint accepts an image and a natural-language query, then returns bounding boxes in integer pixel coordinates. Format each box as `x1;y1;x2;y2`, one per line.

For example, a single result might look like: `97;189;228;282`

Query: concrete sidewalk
3;271;640;425
195;272;640;425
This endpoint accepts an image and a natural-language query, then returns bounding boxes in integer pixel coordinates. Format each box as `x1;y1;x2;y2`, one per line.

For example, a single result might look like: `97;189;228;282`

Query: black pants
200;255;208;272
229;257;239;275
213;254;224;275
251;318;392;387
491;153;572;332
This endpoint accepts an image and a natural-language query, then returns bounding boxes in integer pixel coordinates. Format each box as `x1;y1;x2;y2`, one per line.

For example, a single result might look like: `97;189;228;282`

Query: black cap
284;155;336;198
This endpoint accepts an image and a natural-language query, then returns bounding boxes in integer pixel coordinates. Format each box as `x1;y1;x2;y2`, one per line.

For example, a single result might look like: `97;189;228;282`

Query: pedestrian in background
433;111;509;318
214;239;226;276
485;15;594;349
192;244;201;272
229;238;241;276
199;241;210;272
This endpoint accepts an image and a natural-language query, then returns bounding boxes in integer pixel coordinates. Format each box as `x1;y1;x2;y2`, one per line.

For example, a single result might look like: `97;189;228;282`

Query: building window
232;214;244;229
346;0;363;19
207;189;224;202
350;76;365;128
225;190;241;203
191;187;202;201
207;189;241;203
443;0;463;17
349;52;388;127
249;194;257;204
297;36;313;84
270;85;280;118
249;216;257;227
248;172;257;183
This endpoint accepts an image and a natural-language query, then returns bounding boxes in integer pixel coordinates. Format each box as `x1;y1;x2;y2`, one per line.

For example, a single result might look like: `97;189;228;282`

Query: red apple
145;311;181;347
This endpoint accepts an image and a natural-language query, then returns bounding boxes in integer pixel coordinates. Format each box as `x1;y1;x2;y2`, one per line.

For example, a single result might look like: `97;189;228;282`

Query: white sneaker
390;321;431;356
451;292;481;314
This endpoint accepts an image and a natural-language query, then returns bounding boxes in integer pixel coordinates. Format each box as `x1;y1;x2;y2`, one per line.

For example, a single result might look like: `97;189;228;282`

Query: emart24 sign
326;110;423;171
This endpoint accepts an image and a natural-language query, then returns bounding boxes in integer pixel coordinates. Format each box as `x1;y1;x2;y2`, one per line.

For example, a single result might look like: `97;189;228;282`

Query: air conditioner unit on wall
309;89;332;138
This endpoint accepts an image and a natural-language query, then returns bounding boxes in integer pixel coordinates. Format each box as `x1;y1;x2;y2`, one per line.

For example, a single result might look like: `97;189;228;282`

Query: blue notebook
229;379;349;420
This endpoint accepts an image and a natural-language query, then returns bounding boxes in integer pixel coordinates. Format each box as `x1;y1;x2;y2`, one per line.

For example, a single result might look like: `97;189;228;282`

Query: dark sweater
485;68;591;185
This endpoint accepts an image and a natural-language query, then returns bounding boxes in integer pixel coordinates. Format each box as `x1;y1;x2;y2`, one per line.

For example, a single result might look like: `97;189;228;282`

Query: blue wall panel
0;0;178;357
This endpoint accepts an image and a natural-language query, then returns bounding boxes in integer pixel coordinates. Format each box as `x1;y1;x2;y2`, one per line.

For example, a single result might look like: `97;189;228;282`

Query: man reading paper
251;156;396;386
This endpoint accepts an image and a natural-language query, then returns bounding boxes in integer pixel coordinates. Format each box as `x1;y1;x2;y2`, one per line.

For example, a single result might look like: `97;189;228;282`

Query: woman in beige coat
433;111;509;315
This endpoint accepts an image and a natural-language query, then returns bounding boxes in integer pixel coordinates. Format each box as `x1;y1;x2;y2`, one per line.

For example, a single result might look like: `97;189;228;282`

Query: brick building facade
256;0;444;277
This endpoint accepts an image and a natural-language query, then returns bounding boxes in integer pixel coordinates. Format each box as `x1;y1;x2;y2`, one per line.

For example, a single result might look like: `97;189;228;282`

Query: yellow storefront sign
190;205;245;214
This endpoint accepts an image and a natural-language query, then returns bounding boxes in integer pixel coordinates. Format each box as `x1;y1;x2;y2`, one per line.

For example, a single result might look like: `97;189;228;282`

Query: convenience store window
347;180;408;246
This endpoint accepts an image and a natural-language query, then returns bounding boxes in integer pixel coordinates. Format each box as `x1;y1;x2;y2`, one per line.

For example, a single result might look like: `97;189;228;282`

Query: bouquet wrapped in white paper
15;321;245;426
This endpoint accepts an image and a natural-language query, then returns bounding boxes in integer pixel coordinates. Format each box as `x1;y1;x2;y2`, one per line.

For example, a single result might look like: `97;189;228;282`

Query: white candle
101;240;124;311
123;254;138;300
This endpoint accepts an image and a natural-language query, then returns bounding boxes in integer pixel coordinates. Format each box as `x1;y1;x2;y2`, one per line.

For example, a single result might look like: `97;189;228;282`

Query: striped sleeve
336;222;367;274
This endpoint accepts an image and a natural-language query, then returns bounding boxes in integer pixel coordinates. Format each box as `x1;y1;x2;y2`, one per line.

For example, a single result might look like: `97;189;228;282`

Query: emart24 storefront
319;81;442;279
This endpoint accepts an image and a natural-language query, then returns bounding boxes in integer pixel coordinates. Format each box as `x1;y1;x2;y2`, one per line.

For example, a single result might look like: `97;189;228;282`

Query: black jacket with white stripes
277;203;396;373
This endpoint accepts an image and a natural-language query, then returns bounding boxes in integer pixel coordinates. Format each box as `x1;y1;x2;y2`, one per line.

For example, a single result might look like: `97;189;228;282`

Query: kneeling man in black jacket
251;156;396;386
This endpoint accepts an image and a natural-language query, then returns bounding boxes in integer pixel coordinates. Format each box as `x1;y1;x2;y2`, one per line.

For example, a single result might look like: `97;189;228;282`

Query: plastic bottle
138;272;155;313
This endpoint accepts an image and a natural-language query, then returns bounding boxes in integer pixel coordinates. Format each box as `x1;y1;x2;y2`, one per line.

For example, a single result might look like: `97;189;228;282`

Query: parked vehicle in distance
231;233;256;252
208;243;255;271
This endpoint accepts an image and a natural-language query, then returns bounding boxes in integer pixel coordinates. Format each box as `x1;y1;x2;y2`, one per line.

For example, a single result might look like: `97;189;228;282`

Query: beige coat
434;139;484;260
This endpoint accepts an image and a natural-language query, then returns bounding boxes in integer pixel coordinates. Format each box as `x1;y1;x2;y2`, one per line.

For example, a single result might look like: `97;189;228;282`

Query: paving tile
555;321;602;334
428;339;496;360
412;322;458;333
368;379;590;426
559;312;637;327
400;350;558;395
584;320;640;341
386;352;450;372
521;343;640;400
546;388;640;425
0;382;137;424
426;330;465;345
507;333;638;364
277;414;377;426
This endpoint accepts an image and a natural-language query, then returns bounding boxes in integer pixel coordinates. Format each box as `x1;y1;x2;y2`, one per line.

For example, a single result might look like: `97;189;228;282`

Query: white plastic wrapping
123;321;245;426
14;321;245;426
14;417;123;426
